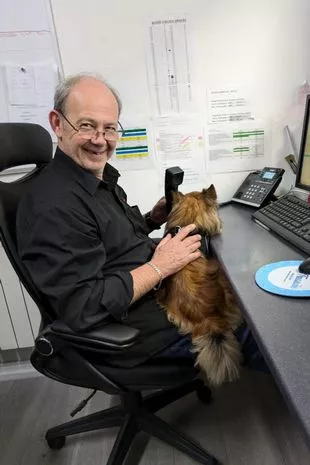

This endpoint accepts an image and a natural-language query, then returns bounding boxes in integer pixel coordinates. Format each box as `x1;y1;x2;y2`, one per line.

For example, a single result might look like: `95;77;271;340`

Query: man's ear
202;184;217;201
49;110;62;139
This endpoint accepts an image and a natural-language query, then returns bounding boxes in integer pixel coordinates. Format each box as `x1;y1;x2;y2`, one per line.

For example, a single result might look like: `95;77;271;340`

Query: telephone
165;166;184;214
231;167;285;208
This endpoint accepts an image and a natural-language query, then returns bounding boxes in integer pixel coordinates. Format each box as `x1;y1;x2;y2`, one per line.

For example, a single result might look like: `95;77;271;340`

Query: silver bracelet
146;261;163;290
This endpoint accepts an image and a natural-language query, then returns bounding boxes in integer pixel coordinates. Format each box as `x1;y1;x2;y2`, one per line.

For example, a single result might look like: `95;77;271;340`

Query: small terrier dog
157;185;243;385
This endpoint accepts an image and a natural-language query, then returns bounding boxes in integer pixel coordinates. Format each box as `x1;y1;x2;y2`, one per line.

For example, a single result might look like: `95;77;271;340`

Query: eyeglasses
58;110;124;141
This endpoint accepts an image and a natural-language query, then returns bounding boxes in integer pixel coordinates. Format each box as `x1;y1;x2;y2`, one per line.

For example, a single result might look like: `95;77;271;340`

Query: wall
1;0;310;351
0;0;62;140
51;0;310;209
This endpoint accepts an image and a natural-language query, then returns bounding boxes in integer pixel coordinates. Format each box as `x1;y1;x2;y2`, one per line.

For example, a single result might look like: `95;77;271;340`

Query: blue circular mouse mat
255;261;310;297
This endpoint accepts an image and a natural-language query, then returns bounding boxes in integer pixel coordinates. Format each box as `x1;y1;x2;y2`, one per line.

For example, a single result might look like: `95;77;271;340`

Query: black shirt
16;148;181;367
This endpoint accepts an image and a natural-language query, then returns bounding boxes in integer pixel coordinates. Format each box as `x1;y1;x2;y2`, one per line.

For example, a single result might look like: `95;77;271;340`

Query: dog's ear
202;184;217;202
172;191;184;205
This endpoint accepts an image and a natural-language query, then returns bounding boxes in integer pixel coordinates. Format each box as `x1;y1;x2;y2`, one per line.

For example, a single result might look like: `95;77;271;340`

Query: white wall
51;0;310;210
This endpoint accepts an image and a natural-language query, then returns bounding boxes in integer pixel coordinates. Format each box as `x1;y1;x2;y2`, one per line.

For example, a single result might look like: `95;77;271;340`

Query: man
17;73;268;372
16;73;202;367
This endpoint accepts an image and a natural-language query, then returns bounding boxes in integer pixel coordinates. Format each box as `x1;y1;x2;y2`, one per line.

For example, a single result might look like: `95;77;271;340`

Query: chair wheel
46;435;66;450
196;382;212;404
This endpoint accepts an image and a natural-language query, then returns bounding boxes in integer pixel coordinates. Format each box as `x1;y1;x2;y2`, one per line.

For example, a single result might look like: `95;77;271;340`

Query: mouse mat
255;261;310;297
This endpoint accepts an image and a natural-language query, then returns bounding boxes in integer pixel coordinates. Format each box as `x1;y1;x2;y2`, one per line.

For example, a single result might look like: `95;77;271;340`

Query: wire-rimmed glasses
58;110;124;141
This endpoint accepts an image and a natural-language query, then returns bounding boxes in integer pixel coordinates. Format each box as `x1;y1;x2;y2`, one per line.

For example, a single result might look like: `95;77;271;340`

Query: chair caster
46;435;66;450
196;380;212;404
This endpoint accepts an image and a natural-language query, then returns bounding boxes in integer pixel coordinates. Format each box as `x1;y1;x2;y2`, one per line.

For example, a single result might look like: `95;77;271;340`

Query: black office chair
0;123;220;465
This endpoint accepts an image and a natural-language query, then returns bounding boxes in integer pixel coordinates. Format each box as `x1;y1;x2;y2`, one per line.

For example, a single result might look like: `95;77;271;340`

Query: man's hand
149;196;167;226
130;224;201;304
151;224;201;278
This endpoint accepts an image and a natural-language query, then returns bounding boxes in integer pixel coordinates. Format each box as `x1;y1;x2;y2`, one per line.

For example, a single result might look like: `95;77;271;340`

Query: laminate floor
0;369;309;465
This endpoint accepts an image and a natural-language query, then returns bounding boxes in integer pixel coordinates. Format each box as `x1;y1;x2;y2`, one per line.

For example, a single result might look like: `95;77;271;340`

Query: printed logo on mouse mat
255;261;310;297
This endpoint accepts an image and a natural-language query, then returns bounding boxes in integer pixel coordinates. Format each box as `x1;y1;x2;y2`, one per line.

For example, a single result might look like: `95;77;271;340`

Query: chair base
45;379;220;465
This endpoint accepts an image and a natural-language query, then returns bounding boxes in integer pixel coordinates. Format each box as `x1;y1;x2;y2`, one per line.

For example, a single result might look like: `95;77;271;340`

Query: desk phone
231;167;285;208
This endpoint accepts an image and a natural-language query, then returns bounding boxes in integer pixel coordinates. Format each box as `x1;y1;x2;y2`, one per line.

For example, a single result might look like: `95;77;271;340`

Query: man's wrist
144;211;162;230
145;261;163;290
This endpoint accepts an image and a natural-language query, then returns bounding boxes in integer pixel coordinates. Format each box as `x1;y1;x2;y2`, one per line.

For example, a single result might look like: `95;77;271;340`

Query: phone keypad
242;183;267;202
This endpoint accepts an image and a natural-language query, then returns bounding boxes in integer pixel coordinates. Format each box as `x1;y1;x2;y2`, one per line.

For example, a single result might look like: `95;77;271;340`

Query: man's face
49;78;119;179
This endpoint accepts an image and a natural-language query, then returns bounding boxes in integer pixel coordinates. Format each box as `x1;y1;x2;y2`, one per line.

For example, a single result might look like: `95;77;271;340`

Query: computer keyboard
252;194;310;255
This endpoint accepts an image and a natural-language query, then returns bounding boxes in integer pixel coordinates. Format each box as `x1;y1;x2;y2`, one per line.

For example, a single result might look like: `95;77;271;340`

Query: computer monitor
296;94;310;192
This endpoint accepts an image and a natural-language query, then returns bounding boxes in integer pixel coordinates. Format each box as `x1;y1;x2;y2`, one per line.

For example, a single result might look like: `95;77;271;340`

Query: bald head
65;77;119;122
54;73;122;116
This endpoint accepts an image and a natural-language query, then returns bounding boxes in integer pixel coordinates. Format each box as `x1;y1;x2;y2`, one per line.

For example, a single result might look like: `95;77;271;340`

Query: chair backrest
0;123;55;325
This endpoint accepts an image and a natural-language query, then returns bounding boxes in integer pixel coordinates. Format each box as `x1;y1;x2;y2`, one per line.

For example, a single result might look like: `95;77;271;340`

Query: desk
213;203;310;444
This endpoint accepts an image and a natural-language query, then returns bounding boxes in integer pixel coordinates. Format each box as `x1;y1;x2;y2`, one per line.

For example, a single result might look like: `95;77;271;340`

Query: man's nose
91;131;108;144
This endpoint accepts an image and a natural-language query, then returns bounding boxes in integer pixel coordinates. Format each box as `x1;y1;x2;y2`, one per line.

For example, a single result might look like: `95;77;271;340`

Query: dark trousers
155;323;269;374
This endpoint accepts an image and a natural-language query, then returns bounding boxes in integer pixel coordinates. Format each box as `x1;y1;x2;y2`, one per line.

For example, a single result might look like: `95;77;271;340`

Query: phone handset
165;167;184;214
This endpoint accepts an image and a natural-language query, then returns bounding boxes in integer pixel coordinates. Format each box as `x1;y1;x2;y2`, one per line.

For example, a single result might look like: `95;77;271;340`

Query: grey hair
53;72;122;115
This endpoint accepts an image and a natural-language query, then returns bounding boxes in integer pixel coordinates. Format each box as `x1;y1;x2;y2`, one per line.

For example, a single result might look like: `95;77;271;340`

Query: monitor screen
296;95;310;192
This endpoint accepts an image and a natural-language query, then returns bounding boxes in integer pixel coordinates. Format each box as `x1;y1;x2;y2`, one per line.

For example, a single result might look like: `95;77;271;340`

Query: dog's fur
157;185;243;385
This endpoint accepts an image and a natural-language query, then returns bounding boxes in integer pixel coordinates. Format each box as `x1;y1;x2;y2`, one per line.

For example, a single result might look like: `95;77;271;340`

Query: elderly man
16;73;202;367
17;73;267;373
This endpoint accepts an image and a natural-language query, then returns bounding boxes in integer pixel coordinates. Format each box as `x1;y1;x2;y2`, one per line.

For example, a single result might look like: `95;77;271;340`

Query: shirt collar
54;147;120;195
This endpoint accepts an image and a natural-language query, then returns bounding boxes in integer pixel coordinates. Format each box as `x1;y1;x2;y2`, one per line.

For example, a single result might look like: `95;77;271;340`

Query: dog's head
167;184;222;236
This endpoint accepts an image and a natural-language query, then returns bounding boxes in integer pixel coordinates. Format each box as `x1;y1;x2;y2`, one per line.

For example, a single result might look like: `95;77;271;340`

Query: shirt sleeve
17;203;134;332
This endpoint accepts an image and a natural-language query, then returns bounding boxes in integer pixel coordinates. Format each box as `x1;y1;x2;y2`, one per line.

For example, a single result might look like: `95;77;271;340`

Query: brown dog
157;185;243;385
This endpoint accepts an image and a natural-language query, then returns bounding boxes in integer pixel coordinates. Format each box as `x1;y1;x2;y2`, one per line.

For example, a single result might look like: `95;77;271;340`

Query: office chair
0;123;220;465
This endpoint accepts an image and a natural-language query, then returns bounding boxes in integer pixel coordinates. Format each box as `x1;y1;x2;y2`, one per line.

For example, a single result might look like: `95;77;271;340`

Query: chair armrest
35;321;140;356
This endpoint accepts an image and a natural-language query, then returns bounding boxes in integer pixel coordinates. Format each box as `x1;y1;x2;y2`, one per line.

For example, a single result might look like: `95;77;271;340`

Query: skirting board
0;361;41;381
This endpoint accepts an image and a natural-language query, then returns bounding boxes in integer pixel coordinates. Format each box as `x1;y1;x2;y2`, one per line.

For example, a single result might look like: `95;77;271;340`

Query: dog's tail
193;331;242;386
